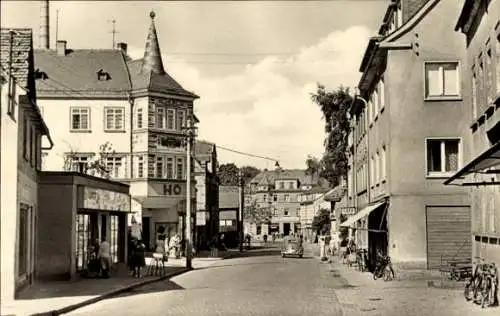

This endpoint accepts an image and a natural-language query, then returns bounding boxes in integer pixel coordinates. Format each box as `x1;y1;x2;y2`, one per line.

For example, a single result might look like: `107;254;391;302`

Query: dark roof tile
0;28;33;88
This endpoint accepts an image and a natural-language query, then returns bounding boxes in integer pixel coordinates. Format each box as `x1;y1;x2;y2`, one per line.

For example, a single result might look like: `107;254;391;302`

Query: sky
1;0;388;170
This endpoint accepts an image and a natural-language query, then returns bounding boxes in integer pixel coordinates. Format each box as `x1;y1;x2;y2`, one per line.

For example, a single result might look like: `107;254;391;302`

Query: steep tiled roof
141;11;165;75
219;185;239;209
324;185;347;202
34;49;131;98
249;169;316;186
128;58;198;98
0;28;34;91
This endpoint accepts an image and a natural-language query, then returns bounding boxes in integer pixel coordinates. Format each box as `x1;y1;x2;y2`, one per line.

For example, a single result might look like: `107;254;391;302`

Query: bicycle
464;258;486;302
479;262;498;308
373;254;395;281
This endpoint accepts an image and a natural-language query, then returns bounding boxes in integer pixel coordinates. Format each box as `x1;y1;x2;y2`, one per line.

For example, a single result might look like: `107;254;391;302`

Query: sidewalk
0;251;238;316
325;258;500;315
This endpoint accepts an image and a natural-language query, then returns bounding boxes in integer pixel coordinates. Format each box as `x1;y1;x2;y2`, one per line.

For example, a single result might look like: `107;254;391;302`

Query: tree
63;141;116;179
312;208;331;235
305;155;322;181
311;85;352;187
240;165;260;184
218;164;260;186
244;199;272;224
218;163;240;185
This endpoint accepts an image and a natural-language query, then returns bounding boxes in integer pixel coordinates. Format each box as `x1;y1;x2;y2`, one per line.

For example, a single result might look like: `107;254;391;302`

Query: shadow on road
116;279;185;298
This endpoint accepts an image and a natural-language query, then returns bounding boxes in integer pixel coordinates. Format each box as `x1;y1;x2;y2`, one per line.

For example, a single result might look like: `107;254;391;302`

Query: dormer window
97;69;111;81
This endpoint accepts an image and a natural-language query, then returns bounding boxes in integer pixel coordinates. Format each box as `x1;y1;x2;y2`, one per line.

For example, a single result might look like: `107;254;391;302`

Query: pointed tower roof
141;11;165;75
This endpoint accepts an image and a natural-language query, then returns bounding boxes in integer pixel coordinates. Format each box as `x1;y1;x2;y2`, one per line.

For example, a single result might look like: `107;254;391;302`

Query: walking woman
133;240;146;278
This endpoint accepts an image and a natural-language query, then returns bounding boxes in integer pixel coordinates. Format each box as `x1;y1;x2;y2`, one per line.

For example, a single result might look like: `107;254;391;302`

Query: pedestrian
220;233;228;251
133;240;146;278
98;237;111;278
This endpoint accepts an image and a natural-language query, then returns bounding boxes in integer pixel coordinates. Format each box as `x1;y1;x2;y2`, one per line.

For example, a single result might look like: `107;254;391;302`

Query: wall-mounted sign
196;211;206;226
149;181;196;197
82;187;130;212
340;207;357;216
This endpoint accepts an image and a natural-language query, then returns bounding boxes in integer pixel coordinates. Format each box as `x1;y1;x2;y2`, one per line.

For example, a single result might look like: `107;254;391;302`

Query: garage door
426;206;471;270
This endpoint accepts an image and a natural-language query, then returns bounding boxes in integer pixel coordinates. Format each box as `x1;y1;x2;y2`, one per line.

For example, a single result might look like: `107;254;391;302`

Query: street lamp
183;115;197;269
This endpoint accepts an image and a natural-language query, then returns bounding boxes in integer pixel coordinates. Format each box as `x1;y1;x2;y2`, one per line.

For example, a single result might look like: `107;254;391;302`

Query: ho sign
163;183;182;196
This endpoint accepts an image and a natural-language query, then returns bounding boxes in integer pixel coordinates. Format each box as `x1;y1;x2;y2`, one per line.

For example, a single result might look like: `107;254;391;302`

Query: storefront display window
76;214;90;271
110;215;119;263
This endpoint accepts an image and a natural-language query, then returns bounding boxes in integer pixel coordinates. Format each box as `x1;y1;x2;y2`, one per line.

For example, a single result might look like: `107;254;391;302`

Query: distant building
247;168;319;237
218;185;239;247
446;0;500;269
1;28;52;301
194;140;219;249
34;11;199;250
298;186;330;241
345;0;471;271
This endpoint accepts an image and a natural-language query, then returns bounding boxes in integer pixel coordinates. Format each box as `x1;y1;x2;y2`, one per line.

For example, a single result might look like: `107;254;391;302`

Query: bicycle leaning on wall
464;258;499;308
373;252;395;281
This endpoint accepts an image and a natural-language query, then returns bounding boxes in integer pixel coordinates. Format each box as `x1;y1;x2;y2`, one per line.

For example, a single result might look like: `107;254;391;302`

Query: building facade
194;140;219;249
298;187;330;241
34;11;199;251
1;28;52;301
247;169;317;238
446;0;500;268
218;185;239;248
344;0;472;270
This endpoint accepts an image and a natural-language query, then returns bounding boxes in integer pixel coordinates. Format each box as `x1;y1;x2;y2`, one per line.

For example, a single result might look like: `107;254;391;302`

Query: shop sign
149;182;196;197
83;187;130;212
340;207;356;216
196;211;206;226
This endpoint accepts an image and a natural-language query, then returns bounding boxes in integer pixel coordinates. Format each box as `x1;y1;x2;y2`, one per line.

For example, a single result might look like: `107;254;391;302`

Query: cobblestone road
66;246;499;316
67;247;346;316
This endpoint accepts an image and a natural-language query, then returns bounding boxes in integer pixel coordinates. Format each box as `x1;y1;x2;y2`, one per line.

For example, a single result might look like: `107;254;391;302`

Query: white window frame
137;156;144;178
70;107;90;131
472;68;478;120
166;157;174;179
167;109;175;130
423;61;461;100
379;78;385;110
136;108;143;129
104;107;125;131
69;154;94;172
425;137;462;178
176;157;184;180
157;107;166;129
177;109;186;131
370;156;375;187
105;156;123;178
381;146;386;181
156;156;164;178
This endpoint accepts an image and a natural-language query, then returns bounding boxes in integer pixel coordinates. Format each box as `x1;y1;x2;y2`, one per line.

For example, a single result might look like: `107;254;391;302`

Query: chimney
39;0;50;49
56;40;67;56
117;42;127;54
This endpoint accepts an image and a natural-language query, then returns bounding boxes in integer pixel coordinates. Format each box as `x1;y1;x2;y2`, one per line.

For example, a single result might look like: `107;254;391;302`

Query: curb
30;267;191;316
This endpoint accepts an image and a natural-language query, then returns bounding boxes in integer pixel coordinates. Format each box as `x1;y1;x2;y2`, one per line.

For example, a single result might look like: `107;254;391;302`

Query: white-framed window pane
425;64;442;97
137;156;144;178
176;158;183;180
137;108;143;128
115;109;123;130
177;110;186;130
426;140;442;172
379;78;385;108
167;109;175;130
156;157;163;178
443;63;459;96
106;157;123;178
157;108;165;129
166;158;174;179
71;108;89;130
444;140;459;172
381;147;386;180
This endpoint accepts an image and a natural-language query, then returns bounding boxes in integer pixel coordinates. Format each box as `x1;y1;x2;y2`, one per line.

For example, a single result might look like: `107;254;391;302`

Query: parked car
281;238;304;258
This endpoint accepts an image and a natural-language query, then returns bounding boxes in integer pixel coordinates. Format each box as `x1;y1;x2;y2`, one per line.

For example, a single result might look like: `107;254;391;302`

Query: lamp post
238;169;244;252
183;115;197;269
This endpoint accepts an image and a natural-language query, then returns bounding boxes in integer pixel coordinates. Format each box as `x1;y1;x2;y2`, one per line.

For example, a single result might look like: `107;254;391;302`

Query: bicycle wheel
464;282;473;301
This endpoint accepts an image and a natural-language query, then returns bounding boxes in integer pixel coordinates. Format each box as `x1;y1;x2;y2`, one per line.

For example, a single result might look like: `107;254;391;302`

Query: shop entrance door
283;223;290;236
76;213;98;271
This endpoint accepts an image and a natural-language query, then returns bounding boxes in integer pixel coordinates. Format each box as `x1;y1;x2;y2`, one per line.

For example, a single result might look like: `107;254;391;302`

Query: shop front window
110;215;119;264
76;214;90;271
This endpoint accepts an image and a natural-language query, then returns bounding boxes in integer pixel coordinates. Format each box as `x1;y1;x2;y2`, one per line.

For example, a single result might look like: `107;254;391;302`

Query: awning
444;141;500;185
340;201;385;228
132;196;190;209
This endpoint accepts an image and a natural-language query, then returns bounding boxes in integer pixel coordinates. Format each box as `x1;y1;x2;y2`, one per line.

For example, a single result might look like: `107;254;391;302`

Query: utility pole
55;10;59;46
109;19;118;49
238;169;244;252
184;115;196;269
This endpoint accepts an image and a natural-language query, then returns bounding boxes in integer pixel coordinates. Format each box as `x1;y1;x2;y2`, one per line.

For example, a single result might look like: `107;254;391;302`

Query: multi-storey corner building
446;0;500;267
247;169;317;237
344;0;472;271
1;28;52;301
194;140;219;249
34;11;199;250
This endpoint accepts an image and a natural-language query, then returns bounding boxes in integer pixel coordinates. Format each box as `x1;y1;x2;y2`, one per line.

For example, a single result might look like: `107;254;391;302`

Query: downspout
128;93;134;179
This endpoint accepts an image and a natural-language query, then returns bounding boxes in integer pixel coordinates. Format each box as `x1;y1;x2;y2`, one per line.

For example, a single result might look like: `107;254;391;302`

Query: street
67;246;346;316
64;246;495;316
